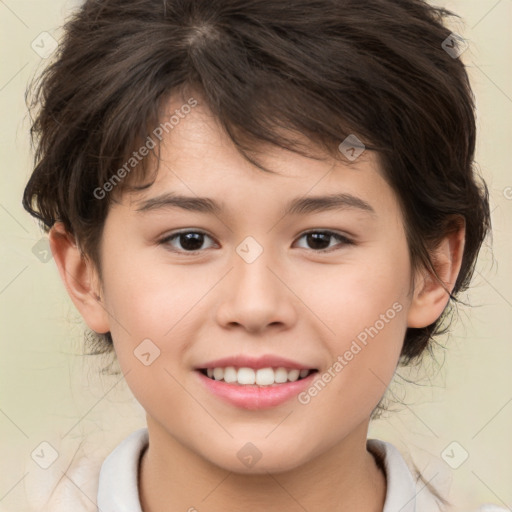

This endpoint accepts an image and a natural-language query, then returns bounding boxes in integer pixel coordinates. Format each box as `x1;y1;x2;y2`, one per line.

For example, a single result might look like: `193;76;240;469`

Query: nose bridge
215;237;296;332
234;246;274;299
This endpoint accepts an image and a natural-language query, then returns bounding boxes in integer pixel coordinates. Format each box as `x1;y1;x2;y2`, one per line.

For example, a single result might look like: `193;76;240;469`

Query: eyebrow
135;192;377;218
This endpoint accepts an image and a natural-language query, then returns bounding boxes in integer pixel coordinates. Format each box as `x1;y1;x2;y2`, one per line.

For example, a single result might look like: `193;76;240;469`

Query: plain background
0;1;511;510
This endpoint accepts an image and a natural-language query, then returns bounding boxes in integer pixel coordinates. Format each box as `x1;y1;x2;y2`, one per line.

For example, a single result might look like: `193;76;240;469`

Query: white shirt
23;427;507;511
95;428;507;512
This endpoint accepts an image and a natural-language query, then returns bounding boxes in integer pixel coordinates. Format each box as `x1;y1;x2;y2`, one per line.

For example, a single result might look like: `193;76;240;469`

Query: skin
50;91;465;512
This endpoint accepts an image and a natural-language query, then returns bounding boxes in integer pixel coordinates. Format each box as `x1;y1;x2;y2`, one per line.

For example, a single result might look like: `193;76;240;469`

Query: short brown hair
23;0;491;366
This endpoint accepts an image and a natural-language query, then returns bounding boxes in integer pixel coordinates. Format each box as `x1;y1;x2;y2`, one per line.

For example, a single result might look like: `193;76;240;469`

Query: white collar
97;428;148;512
97;428;444;511
367;438;442;511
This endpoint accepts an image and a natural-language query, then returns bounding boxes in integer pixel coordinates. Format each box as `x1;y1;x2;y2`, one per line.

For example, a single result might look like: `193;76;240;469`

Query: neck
139;417;386;512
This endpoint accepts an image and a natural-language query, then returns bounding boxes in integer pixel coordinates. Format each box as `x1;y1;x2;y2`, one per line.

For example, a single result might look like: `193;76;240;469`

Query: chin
202;441;311;475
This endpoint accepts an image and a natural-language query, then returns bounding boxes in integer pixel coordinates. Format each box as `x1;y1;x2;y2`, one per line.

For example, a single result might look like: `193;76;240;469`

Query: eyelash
158;229;355;254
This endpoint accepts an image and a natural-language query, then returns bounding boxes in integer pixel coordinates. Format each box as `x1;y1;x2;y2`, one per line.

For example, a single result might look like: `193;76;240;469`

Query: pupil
307;233;329;250
181;233;204;251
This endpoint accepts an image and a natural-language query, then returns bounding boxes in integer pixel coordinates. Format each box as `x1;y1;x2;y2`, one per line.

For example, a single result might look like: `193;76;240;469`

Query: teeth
288;369;300;382
274;367;288;383
204;366;313;386
223;366;237;383
255;368;274;386
238;367;256;385
213;367;224;381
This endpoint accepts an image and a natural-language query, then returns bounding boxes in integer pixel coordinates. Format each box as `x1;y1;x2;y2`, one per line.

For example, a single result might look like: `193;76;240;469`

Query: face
96;94;416;473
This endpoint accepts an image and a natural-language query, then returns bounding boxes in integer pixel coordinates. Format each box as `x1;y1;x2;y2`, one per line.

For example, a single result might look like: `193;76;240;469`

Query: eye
159;230;217;253
159;229;353;254
294;230;354;252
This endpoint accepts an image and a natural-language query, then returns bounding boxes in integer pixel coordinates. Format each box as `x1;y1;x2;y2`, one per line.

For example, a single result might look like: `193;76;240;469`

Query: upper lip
196;354;317;370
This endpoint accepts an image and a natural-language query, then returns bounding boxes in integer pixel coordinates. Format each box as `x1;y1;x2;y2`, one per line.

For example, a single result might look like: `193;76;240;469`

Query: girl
22;0;507;510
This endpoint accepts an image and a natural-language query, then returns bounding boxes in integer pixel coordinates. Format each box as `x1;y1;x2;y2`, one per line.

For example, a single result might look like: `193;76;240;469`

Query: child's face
94;95;420;472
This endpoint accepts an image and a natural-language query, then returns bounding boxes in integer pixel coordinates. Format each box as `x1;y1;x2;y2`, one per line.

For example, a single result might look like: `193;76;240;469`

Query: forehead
120;95;398;221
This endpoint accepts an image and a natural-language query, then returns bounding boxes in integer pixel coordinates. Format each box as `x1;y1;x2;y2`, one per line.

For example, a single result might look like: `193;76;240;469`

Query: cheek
100;261;198;410
305;247;411;401
100;252;223;391
298;289;408;433
309;247;410;336
102;253;193;332
98;254;189;375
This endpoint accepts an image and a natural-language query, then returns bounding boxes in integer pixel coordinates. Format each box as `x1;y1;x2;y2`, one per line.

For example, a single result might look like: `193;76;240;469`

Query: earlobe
407;219;466;328
49;222;110;334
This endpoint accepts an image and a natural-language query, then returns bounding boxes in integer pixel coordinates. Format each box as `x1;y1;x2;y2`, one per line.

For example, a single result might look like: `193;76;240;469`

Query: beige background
0;1;511;510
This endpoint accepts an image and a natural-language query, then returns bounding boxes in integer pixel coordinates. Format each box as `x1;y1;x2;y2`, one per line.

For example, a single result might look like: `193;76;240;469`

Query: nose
215;246;298;334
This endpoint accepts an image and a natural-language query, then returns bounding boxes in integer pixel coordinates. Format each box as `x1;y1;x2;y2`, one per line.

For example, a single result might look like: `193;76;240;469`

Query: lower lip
196;370;317;410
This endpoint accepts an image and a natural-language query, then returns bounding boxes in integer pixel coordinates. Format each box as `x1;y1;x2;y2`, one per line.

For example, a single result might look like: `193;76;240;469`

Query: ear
49;222;110;334
407;218;466;328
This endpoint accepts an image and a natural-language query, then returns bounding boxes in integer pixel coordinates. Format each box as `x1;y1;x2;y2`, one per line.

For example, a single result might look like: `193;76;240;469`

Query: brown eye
295;231;354;252
161;231;216;253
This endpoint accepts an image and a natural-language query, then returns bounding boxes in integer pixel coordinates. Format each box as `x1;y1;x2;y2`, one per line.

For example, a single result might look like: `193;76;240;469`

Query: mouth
194;355;320;409
198;366;319;387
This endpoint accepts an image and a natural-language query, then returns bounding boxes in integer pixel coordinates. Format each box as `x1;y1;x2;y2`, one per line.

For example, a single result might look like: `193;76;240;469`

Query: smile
196;367;319;410
199;366;317;386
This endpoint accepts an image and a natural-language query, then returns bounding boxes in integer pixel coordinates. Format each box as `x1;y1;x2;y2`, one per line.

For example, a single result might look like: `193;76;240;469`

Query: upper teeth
205;367;311;386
